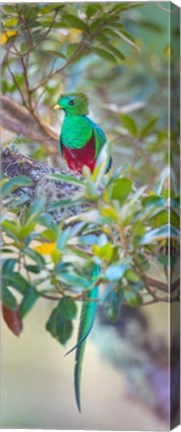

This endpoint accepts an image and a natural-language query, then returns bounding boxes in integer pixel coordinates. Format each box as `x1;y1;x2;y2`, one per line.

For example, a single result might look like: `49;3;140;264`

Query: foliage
1;155;179;338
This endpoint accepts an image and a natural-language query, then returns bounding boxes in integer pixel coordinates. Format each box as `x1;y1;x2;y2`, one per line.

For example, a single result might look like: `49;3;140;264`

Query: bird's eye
69;100;75;106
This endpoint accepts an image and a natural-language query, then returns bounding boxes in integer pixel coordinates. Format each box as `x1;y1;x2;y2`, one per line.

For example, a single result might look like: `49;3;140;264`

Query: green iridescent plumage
54;92;107;172
66;266;100;412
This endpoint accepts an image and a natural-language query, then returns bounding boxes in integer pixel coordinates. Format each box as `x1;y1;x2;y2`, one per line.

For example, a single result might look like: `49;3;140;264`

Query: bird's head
54;93;89;116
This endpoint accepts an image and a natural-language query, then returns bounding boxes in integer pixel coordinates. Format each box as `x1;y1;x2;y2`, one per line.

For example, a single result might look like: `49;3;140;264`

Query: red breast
62;132;96;173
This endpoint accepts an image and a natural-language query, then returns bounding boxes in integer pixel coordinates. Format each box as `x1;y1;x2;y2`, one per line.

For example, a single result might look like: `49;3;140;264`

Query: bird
54;92;109;412
54;92;110;173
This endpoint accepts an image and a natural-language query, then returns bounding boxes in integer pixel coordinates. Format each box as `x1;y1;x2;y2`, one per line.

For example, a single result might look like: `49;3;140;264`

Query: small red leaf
2;304;23;336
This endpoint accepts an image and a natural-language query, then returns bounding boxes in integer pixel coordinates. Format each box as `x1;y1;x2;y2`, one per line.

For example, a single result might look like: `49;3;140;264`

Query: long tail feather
67;265;100;412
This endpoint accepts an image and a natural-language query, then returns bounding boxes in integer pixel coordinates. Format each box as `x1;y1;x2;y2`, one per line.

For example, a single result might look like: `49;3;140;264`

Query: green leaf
141;117;158;138
92;47;117;63
120;114;138;136
57;227;71;250
1;248;15;254
110;27;139;51
48;172;83;186
131;222;145;239
48;198;79;211
134;254;149;272
86;4;102;18
2;176;32;198
23;247;46;268
153;169;169;195
111;2;142;13
3;272;31;294
6;192;30;209
157;254;177;267
2;258;16;274
25;264;40;274
1;220;19;239
5;18;18;27
40;19;58;28
124;288;142;307
13;74;24;86
66;43;78;58
57;296;77;320
2;286;17;310
57;273;90;289
170;195;180;207
41;228;57;242
38;213;55;228
106;43;125;60
63;14;88;31
125;270;140;283
46;301;73;345
105;258;131;282
149;210;168;228
3;5;15;13
116;29;138;47
39;4;65;14
142;195;166;208
19;287;39;319
93;243;115;262
24;199;45;224
95;34;109;44
140;224;179;245
18;223;36;239
46;50;66;59
138;19;164;33
89;18;102;32
111;177;132;202
103;286;122;322
170;211;179;229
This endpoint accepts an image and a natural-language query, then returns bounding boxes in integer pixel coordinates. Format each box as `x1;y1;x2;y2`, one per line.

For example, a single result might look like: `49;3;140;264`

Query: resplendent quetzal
54;92;108;173
54;93;108;412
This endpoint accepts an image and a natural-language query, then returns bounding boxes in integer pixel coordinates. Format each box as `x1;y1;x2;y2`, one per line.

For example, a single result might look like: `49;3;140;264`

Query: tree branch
146;276;180;293
0;94;59;153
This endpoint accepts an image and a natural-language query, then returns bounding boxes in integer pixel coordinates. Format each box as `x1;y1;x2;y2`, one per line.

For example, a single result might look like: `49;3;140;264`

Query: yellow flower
0;30;18;45
34;242;56;255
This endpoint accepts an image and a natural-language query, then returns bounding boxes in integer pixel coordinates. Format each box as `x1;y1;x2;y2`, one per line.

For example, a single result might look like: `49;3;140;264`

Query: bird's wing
87;118;106;157
59;134;63;155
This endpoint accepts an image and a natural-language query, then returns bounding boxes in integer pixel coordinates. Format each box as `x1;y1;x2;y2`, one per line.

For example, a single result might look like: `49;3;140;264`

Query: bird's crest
58;92;89;115
68;92;88;115
67;92;88;104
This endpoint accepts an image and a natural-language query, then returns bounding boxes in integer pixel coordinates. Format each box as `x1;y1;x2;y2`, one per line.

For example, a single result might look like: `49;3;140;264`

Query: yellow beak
53;104;61;110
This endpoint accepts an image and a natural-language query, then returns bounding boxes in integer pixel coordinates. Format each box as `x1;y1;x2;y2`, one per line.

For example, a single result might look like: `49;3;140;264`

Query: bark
0;94;59;153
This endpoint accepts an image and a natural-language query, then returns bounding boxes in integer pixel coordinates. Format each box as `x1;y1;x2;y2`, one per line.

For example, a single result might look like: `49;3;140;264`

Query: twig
1;39;13;67
25;10;59;57
146;276;180;293
20;56;33;110
30;38;87;93
33;59;57;110
135;261;157;301
7;63;27;107
41;293;61;301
